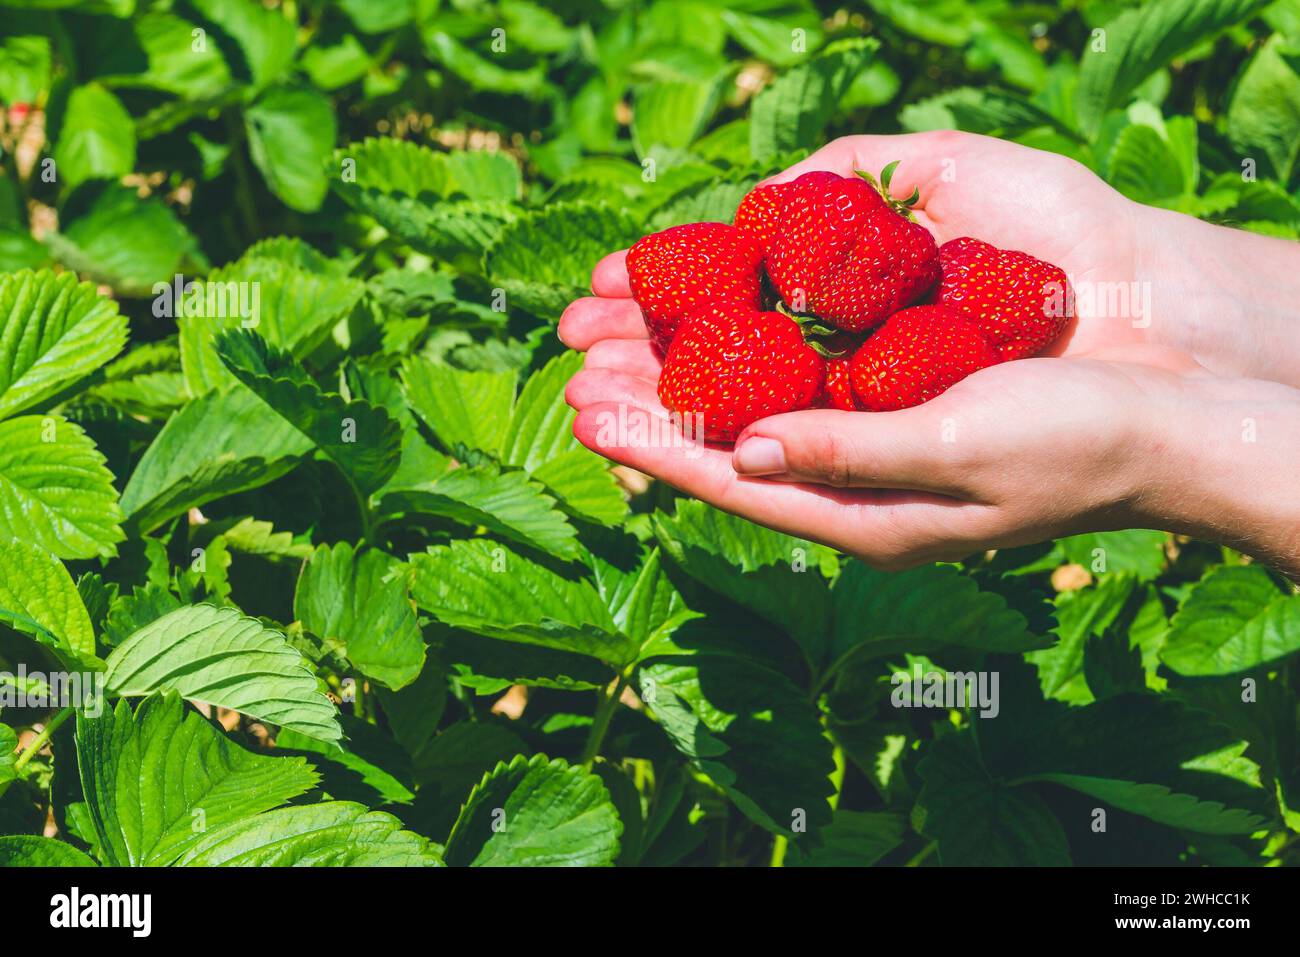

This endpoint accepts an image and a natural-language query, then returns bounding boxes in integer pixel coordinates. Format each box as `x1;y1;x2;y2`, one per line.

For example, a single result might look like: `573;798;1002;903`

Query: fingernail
732;436;787;476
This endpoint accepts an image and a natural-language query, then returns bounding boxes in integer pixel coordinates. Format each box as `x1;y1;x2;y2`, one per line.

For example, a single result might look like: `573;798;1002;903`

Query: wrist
1134;375;1300;579
1132;203;1300;388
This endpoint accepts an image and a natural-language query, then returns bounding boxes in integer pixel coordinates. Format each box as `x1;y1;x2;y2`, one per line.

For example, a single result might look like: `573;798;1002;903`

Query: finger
565;368;667;416
762;132;968;208
731;407;980;498
558;297;648;351
591;250;632;298
573;402;993;563
584;338;664;380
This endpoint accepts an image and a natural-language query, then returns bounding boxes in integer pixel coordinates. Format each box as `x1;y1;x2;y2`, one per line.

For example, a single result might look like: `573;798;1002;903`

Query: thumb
731;408;976;497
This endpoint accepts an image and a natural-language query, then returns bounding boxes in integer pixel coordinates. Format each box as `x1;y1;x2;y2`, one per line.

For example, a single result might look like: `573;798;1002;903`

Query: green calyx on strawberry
625;222;764;352
657;304;825;442
734;166;940;333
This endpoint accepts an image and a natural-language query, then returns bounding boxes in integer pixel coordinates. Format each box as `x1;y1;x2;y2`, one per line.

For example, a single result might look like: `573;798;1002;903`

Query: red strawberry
658;303;825;442
822;355;859;411
735;169;939;333
732;181;785;251
849;305;999;412
626;222;764;352
936;237;1071;360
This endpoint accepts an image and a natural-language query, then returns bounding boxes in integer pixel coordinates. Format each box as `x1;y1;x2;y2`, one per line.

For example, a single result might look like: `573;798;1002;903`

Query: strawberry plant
0;0;1298;871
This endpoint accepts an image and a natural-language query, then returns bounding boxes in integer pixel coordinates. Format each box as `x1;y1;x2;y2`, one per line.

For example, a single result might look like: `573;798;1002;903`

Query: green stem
13;706;74;773
769;834;788;867
223;110;261;243
580;671;629;768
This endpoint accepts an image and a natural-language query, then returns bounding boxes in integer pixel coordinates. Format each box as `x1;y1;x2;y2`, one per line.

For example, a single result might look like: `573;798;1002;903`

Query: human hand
559;132;1300;576
562;130;1300;384
563;334;1300;578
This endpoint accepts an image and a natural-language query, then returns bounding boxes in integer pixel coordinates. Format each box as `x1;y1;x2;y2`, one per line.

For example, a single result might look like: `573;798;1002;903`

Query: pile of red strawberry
626;165;1071;442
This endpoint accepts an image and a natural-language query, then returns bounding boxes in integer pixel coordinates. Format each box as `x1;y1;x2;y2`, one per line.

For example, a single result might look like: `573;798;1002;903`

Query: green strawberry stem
775;299;850;358
856;161;921;221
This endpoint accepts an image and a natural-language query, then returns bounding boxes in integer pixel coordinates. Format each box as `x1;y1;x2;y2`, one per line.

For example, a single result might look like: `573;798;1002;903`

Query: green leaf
530;449;627;525
721;8;824;66
375;655;447;760
338;0;412;34
47;185;198;296
76;693;318;866
104;603;342;742
0;269;128;420
444;754;621;866
377;462;581;560
400;358;514;455
1059;529;1168;580
639;654;835;837
336;137;451;197
863;0;975;45
631;75;727;156
301;33;372;91
1083;630;1148;699
0;414;124;560
276;715;414;806
900;86;1077;138
593;548;697;653
441;630;611;692
977;662;1270;835
98;12;232;97
750;38;878;160
52;83;135;190
484;202;643;317
0;836;99;867
1029;772;1265;835
917;733;1071;866
294;542;426;690
215;329;401;497
829;562;1046;668
173;801;442;865
410;720;528;804
409;539;636;665
120;387;313;533
1227;36;1300;183
785;810;906;867
189;0;296;89
179;258;365;396
653;502;832;663
1029;574;1139;703
0;538;95;664
245;85;337;213
424;31;546;95
1076;0;1269;136
1107;122;1187;204
1161;565;1300;675
0;722;15;788
103;585;181;647
501;352;627;524
500;351;583;470
0;14;52;105
329;139;522;256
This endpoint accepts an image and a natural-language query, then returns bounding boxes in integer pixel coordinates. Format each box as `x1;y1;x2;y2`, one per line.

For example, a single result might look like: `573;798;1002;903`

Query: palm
564;335;1195;563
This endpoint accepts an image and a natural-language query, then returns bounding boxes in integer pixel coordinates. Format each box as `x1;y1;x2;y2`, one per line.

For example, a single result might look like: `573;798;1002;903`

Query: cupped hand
561;131;1151;356
564;327;1209;567
558;131;1300;573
